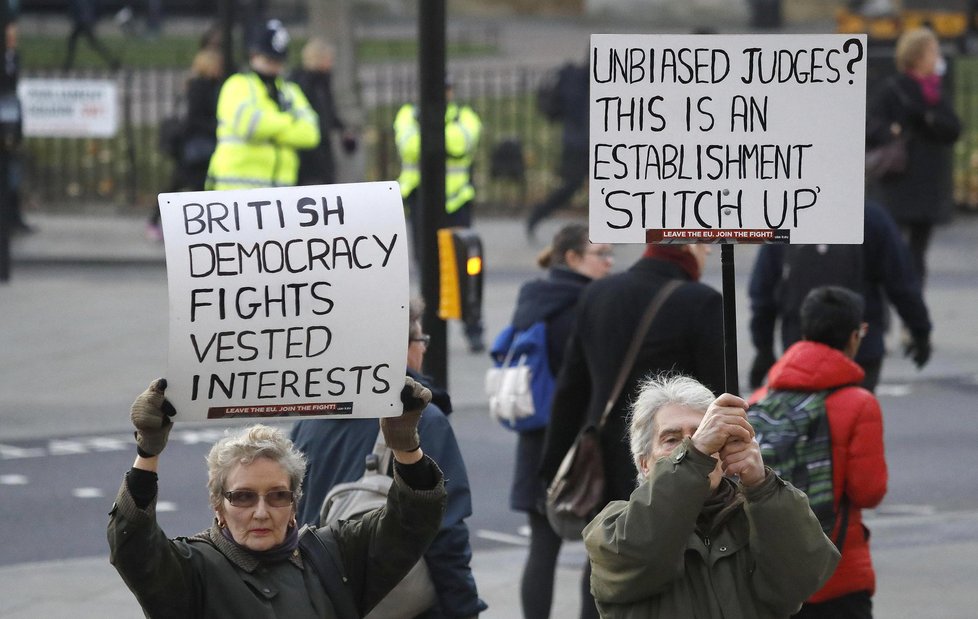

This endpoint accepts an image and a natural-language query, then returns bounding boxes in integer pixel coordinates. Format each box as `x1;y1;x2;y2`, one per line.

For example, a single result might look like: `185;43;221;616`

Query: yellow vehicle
837;1;977;44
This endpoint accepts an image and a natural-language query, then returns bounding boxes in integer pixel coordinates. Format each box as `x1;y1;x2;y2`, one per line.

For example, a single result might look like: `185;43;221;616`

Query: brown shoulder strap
597;279;683;430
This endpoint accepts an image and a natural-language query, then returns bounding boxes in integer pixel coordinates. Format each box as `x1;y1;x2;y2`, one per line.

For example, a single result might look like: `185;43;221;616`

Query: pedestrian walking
500;224;613;619
750;286;888;618
292;37;357;186
867;26;961;285
748;201;932;392
63;0;121;71
526;61;589;240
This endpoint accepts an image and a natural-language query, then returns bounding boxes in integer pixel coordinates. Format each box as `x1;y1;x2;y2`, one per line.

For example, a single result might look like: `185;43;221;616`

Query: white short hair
628;373;714;477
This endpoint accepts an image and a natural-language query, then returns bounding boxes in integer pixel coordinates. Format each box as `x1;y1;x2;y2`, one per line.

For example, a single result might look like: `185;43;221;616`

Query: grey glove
380;376;431;452
130;378;177;457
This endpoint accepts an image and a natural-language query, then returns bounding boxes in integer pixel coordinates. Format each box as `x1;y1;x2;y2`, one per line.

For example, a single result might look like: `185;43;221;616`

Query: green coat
108;462;445;619
584;438;840;619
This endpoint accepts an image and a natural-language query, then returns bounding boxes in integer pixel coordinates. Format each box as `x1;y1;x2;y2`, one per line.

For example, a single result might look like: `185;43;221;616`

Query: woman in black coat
868;27;961;284
540;243;726;505
505;224;613;619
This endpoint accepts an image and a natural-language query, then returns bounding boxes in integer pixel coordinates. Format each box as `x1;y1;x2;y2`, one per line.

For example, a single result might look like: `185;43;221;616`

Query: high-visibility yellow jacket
394;101;482;214
206;71;319;190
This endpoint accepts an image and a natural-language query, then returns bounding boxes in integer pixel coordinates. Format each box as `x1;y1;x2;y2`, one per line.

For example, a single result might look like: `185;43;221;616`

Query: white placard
589;34;867;244
159;182;409;422
17;78;119;138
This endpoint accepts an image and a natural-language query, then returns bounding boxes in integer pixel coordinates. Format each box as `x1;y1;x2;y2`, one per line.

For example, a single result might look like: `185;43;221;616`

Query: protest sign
589;34;867;244
158;181;409;421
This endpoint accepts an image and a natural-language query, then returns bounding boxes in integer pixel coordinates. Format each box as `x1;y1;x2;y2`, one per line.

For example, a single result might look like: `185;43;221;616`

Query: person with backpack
492;223;613;619
749;286;888;619
109;377;445;619
748;200;932;392
290;297;486;619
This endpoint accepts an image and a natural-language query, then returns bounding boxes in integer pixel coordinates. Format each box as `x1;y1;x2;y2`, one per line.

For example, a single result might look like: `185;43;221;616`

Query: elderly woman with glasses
108;377;445;618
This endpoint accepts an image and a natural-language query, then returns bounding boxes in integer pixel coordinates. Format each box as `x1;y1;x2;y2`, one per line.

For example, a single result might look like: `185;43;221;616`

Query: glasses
410;334;431;347
223;489;295;508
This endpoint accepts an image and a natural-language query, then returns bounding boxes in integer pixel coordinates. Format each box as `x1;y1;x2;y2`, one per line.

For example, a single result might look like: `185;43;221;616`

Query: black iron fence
18;59;978;215
18;63;569;216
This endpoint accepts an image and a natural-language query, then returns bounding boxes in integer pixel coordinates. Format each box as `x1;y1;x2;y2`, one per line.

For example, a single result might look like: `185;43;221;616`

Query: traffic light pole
0;3;11;284
418;0;448;387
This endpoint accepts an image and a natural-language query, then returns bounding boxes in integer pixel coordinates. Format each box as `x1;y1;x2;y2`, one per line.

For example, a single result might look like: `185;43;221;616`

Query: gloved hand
903;332;932;369
748;349;776;390
130;378;177;457
380;377;431;452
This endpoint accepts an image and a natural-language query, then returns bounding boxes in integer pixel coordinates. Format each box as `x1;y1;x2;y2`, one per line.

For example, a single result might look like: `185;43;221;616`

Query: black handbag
545;280;682;540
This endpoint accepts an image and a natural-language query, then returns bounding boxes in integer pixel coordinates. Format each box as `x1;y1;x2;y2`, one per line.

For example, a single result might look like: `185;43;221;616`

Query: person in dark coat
147;48;223;241
539;243;726;616
503;224;613;619
748;201;933;392
526;61;589;239
292;37;356;186
291;298;486;619
178;49;223;191
110;378;445;619
63;0;120;71
867;26;961;285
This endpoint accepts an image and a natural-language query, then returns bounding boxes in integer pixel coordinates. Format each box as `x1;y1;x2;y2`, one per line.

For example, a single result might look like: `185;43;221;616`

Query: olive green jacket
108;459;445;619
584;438;839;619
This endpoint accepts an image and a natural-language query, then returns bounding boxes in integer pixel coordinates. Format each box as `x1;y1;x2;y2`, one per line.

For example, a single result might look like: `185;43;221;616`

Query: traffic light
437;228;483;326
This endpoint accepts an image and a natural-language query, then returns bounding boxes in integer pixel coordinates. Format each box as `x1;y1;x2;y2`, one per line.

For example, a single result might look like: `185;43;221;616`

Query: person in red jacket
750;286;888;619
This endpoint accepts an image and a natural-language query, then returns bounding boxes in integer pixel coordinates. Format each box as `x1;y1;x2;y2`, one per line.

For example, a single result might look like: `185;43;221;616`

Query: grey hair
206;424;307;510
628;373;715;478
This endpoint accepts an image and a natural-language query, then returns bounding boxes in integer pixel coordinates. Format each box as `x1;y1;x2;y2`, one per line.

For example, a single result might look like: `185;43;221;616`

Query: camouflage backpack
748;388;853;543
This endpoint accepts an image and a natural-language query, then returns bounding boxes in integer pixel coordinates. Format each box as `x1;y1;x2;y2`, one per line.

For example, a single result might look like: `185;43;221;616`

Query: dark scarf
696;476;744;538
643;245;701;281
221;522;300;564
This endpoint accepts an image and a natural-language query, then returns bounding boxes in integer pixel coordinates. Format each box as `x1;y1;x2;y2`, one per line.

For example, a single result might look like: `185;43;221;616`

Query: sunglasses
223;489;295;508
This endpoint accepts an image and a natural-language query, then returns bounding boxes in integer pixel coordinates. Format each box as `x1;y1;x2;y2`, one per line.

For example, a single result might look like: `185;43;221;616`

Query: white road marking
0;444;46;459
476;529;530;546
877;384;912;397
156;501;178;512
0;474;29;485
48;440;88;456
87;437;129;451
72;487;105;499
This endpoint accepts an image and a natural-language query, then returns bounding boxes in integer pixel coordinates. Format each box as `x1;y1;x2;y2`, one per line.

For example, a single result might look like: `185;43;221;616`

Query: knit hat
249;19;290;61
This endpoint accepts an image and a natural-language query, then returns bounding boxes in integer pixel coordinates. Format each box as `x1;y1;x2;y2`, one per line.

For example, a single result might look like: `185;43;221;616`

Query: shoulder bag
545;279;682;540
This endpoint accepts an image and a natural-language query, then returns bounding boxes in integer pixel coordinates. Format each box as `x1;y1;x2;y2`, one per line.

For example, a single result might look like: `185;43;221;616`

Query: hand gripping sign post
589;34;868;392
158;181;409;421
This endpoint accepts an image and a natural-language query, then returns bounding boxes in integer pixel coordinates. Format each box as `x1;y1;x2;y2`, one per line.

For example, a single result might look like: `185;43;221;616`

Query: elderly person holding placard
108;376;445;618
583;374;839;619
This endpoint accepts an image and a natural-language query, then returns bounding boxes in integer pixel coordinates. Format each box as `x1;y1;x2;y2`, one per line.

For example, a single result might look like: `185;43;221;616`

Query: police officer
394;79;484;351
206;19;319;190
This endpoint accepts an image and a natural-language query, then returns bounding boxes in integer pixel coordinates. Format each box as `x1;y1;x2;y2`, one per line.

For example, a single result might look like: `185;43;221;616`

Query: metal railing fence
18;58;978;214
